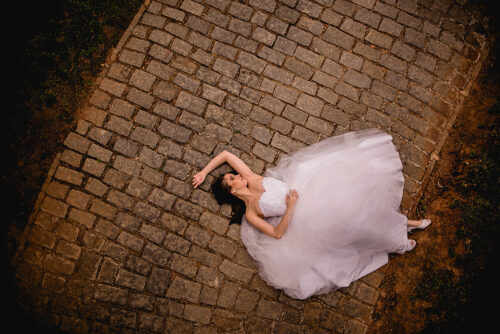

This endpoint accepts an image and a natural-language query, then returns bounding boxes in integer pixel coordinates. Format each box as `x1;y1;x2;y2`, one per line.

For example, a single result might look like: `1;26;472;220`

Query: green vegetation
412;120;499;332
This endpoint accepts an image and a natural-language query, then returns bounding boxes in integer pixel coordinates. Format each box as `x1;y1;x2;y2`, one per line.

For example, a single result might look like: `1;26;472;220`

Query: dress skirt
240;129;409;299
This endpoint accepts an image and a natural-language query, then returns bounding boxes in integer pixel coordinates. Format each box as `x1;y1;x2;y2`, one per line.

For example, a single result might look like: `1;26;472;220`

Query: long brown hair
211;171;246;225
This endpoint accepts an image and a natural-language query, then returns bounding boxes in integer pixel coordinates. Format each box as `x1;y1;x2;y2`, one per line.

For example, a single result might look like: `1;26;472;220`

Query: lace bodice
258;177;289;217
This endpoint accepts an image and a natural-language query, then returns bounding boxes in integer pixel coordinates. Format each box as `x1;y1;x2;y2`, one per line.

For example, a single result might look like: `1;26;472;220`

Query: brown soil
368;50;499;333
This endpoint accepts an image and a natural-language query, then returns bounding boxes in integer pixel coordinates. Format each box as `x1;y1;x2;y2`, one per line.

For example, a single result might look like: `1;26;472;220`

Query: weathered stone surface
14;1;487;332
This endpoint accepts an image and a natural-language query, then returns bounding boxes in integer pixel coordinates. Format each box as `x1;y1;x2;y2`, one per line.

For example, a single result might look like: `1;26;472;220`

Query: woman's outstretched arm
192;150;256;188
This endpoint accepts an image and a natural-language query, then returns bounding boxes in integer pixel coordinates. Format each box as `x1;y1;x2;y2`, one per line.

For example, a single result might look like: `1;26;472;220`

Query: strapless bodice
258;177;289;217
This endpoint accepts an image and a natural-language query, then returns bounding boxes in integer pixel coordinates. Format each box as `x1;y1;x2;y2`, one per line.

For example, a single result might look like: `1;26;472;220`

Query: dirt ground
368;49;499;333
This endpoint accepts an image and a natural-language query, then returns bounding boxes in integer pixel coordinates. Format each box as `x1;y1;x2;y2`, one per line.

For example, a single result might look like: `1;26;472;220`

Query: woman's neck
235;187;255;206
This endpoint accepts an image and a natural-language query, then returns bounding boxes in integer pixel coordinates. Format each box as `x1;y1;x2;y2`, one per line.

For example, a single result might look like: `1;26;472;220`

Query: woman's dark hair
211;171;246;225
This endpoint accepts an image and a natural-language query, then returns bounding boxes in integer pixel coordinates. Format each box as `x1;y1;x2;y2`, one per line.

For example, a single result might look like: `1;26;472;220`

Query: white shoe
408;219;431;233
406;239;416;252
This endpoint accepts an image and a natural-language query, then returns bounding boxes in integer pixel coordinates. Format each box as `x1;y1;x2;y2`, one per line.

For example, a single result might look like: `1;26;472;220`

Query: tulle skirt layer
241;129;409;299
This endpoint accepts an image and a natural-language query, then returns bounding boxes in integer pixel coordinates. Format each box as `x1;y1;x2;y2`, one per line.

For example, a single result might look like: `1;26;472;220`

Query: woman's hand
192;170;206;188
285;189;299;210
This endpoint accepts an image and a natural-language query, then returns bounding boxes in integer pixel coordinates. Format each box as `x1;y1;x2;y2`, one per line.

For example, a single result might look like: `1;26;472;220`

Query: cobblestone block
379;17;403;37
184;304;212;324
252;10;269;26
217;280;240;308
164;232;191;255
165;22;189;39
427;39;451;61
28;225;56;249
64;132;91;154
374;1;399;18
139;223;166;245
256;299;283;320
323;26;355;50
94;284;128;305
66;189;90;210
354;8;381;28
306;116;334;136
338;97;368;117
146;60;174;81
404;28;426;48
142;242;170;267
173;73;200;94
366;108;390;127
321;8;343;26
129;69;156;92
287;26;313;47
408;65;434;87
148;29;173;47
119;49;145;67
228;2;253;21
362;60;386;80
399;92;422;113
297;17;323;37
134;201;161;222
46;181;69;200
88;127;112;146
251;27;276;46
209;235;238;258
141;12;166;28
379;54;407;73
265;17;288;36
160;212;189;235
45;253;75;275
213;41;238;60
341;18;367;39
258;47;285;66
273;36;297;56
353;41;381;63
237;51;267;74
310;71;336;89
295;93;324;116
321;105;350;127
60;150;82;168
360;91;384;110
116;230;145;252
196;67;221;87
181;0;205;16
385;70;408;90
127;87;155;109
170;253;198;278
365;29;393;49
335;81;360;102
276;5;300;24
176;95;208;120
391;40;416;61
219;76;241;96
291;125;319;145
202;84;227;106
107;63;132;82
199;285;218;305
89;89;111;109
115;212;141;232
138;313;163;332
55;166;84;185
167;276;202;303
162;6;185;21
171;56;197;74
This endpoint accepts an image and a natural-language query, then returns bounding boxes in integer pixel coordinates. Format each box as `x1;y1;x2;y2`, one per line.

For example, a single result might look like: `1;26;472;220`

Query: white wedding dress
240;128;409;299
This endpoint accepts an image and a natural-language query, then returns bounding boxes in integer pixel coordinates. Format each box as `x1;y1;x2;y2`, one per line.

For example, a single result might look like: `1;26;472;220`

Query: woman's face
223;173;247;193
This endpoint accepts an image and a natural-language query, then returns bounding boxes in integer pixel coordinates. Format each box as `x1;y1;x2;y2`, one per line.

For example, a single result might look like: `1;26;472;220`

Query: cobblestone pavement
13;0;488;333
